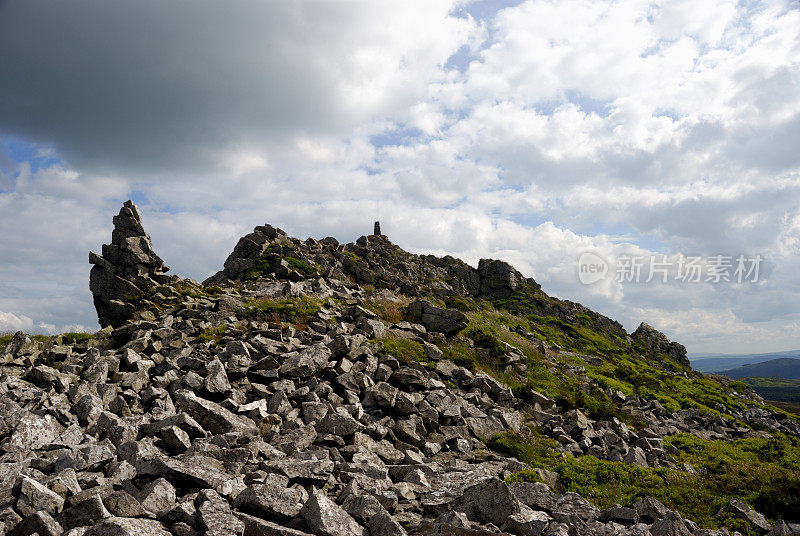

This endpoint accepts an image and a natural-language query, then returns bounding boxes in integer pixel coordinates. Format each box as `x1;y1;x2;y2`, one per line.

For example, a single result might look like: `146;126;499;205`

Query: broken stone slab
174;389;257;436
551;492;601;524
233;473;308;520
634;497;668;524
342;493;408;536
235;512;315;536
135;453;231;490
509;481;557;513
301;488;367;536
102;490;153;518
137;477;176;519
9;412;62;453
7;511;62;536
17;474;65;517
650;511;693;536
278;343;331;379
58;494;112;531
197;489;246;536
138;413;207;439
502;505;551;536
261;458;334;485
451;477;522;527
82;517;172;536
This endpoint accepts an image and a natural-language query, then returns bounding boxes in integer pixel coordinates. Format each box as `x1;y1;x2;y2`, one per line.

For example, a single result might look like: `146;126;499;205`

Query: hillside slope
2;201;799;536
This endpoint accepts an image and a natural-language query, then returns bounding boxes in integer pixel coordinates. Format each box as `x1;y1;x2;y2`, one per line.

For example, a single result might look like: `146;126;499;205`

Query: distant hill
720;358;800;379
742;377;800;404
690;349;800;372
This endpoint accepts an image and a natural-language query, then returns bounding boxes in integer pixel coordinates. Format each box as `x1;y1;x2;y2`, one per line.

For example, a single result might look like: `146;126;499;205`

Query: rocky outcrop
631;322;690;368
477;258;522;299
89;201;177;328
204;222;538;304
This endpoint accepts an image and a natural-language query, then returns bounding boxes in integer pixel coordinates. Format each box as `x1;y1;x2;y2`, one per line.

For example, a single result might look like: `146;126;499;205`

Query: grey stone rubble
0;202;797;536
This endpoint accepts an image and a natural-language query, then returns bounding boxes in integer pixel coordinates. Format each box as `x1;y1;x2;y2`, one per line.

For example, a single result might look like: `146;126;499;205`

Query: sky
1;0;799;354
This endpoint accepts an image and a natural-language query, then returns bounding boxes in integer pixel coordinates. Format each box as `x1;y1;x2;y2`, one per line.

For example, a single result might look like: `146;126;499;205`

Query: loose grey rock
17;474;65;517
7;511;62;536
635;497;669;524
58;494;112;531
717;499;772;534
83;517;172;536
234;473;308;520
197;489;245;536
651;511;693;536
301;488;367;536
137;477;176;519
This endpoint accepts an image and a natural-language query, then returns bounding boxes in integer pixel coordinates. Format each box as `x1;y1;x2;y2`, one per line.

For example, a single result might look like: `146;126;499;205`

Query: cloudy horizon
1;0;799;354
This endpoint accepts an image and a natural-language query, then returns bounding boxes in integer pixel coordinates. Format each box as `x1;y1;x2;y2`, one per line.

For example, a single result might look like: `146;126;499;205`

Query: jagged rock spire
89;200;174;328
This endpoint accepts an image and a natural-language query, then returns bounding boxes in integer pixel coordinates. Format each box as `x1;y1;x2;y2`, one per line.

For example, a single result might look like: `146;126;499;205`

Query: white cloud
0;0;798;353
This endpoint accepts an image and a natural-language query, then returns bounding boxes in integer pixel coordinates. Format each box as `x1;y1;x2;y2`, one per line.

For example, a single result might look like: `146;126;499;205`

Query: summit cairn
89;200;177;327
373;221;382;236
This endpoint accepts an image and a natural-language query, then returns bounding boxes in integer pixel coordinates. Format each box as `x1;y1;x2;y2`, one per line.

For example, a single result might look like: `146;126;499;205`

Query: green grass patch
360;297;408;324
378;337;426;364
59;332;96;345
285;256;318;277
439;339;479;371
196;326;226;345
243;296;322;326
488;431;562;468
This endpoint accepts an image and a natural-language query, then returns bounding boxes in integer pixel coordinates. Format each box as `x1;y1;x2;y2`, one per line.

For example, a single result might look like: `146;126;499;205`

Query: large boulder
406;299;468;337
89;200;177;327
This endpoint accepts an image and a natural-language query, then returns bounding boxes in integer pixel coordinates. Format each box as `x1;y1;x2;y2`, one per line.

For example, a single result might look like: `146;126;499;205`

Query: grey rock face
89;201;176;328
17;474;65;516
7;511;62;536
234;474;307;520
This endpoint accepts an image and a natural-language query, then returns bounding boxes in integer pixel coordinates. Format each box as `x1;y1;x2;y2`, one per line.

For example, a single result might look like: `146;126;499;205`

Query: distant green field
743;377;800;403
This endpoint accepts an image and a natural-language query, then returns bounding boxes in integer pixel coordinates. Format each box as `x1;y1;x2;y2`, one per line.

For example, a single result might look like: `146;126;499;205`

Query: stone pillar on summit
89;200;175;328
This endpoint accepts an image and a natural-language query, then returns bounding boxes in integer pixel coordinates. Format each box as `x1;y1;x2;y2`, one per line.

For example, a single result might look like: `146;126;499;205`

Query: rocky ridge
0;202;797;536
